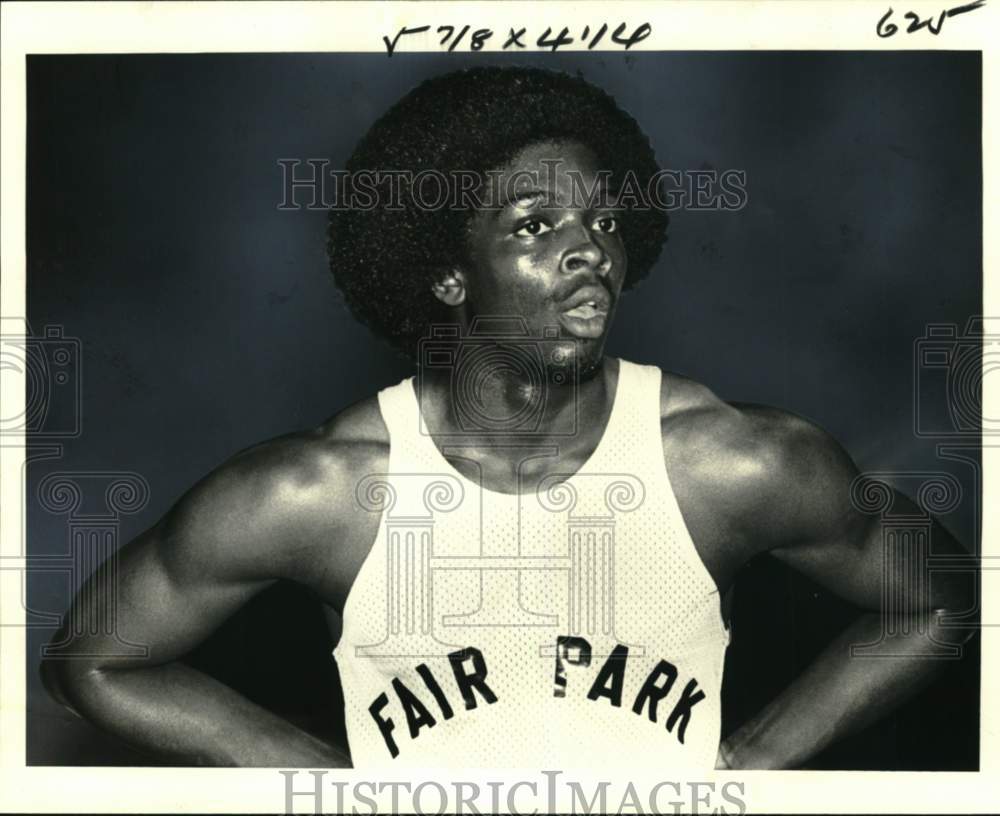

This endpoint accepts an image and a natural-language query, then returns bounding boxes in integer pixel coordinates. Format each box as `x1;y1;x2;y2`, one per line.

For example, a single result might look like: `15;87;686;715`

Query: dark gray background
25;51;981;768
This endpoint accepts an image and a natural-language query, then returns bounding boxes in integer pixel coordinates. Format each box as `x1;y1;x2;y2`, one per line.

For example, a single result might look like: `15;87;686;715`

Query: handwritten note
383;22;652;56
876;0;985;37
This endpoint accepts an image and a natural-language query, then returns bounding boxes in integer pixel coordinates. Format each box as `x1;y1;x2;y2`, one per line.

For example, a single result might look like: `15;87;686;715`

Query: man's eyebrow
508;189;549;208
486;188;551;218
485;183;624;216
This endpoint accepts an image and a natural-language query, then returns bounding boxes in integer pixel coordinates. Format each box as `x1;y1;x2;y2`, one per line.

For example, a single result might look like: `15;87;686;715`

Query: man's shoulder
659;371;836;463
217;393;390;511
159;393;390;580
657;372;853;536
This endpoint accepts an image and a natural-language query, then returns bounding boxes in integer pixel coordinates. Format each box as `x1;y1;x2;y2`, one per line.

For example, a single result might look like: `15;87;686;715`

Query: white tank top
333;359;729;770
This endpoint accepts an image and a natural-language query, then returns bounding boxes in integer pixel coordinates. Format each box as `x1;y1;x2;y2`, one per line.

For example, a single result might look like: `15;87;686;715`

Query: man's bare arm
717;408;976;769
40;428;380;767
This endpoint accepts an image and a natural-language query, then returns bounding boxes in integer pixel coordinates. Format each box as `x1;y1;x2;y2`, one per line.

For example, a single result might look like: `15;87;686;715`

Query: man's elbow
919;547;979;649
926;604;978;649
39;653;106;718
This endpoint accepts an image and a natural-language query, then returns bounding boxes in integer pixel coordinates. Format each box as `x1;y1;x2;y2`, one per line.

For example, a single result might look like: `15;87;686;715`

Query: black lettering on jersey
448;646;498;709
586;644;629;707
392;677;437;738
631;659;678;722
368;692;399;758
368;647;496;758
416;662;455;720
665;678;706;744
553;635;592;697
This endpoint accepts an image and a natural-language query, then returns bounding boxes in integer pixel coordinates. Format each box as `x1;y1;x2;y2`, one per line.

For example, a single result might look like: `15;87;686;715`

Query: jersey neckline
403;358;628;501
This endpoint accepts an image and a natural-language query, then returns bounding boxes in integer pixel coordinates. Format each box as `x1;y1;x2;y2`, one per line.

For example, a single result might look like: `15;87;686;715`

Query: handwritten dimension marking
382;22;652;56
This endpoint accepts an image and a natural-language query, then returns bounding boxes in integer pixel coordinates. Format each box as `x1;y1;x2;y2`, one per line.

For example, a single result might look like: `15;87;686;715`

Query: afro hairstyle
327;65;669;358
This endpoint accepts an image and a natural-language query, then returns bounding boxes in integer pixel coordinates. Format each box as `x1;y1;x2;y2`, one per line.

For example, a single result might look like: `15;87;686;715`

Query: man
41;66;974;769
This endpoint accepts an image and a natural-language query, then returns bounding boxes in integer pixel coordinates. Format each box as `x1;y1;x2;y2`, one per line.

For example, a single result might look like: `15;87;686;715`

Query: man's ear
431;269;466;307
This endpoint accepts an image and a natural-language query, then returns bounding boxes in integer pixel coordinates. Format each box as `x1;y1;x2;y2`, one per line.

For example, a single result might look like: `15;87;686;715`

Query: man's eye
514;219;552;237
593;216;619;234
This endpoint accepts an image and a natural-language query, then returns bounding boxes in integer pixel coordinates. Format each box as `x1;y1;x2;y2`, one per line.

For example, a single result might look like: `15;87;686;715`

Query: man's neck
418;355;615;444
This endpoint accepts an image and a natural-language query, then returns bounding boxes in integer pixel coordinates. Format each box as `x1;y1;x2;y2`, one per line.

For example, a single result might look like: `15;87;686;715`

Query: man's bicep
114;521;276;665
54;466;280;671
752;411;893;608
763;418;971;614
769;508;885;609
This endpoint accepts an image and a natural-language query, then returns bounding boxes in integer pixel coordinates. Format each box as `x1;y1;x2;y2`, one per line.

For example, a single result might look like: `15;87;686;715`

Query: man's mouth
558;292;612;339
562;301;607;320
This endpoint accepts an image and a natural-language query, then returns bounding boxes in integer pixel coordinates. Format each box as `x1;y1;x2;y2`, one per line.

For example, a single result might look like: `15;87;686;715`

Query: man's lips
560;285;612;317
562;302;608;320
558;286;613;338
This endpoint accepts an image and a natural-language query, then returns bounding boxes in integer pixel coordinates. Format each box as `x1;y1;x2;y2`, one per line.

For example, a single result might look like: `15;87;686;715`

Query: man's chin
547;337;606;385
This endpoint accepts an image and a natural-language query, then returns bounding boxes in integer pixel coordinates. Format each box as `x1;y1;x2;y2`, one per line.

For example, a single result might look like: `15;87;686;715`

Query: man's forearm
51;660;350;767
721;610;968;769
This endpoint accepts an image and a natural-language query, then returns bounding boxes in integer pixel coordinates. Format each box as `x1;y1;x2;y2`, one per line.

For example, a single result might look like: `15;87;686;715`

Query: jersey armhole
651;366;732;647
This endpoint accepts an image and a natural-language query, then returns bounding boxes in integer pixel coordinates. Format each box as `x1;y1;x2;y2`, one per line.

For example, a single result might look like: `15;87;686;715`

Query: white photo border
1;1;996;812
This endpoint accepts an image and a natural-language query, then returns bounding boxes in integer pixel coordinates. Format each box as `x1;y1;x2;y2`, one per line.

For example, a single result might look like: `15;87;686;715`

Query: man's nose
560;228;608;276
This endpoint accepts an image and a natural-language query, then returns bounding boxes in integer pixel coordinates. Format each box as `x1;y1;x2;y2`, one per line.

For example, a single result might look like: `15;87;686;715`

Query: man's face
458;140;627;376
